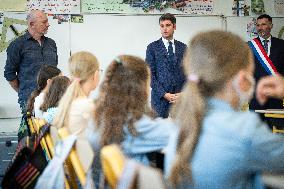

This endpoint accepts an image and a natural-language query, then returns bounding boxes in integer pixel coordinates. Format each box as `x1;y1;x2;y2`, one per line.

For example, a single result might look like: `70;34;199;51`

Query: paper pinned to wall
247;18;258;40
0;15;27;53
181;0;214;15
82;0;214;15
274;0;284;15
232;0;250;16
26;0;80;14
0;12;3;24
251;0;265;14
0;0;26;12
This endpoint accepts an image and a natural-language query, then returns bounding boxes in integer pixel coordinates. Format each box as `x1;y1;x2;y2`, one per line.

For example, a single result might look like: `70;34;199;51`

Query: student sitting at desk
27;65;61;118
165;30;284;189
41;75;70;124
53;51;101;136
89;55;175;163
88;55;175;187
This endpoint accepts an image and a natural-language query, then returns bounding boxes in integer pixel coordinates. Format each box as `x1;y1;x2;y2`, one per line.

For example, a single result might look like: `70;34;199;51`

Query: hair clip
73;77;81;82
188;74;199;83
114;57;123;65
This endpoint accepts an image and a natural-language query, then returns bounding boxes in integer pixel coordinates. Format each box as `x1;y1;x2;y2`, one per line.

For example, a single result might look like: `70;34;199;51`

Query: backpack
1;123;50;189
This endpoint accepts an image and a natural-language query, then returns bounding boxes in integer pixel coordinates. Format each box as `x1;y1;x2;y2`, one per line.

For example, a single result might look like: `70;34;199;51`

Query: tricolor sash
248;38;278;76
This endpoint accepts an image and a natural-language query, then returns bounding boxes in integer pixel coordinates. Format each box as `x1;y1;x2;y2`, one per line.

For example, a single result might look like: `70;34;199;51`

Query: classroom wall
0;0;284;118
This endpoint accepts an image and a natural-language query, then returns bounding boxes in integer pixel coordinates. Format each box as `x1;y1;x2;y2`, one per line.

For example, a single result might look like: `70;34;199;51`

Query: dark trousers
18;101;30;141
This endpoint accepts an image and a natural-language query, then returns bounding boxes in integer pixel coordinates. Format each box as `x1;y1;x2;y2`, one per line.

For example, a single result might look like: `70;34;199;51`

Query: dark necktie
263;40;269;53
168;41;175;63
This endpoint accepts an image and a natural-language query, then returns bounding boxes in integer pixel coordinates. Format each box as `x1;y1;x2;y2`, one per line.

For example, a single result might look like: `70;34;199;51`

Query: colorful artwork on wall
247;17;258;39
251;0;265;14
82;0;214;15
274;0;284;16
27;0;80;14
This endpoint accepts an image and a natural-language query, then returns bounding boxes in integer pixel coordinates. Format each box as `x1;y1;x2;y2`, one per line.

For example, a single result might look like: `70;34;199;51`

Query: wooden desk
262;173;284;189
255;110;284;188
255;110;284;134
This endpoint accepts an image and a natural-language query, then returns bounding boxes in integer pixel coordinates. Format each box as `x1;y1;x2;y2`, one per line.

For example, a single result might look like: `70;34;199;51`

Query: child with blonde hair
53;51;100;136
166;30;284;189
37;52;100;189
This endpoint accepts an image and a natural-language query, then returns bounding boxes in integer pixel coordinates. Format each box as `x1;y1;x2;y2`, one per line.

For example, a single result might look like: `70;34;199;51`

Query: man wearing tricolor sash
249;14;284;127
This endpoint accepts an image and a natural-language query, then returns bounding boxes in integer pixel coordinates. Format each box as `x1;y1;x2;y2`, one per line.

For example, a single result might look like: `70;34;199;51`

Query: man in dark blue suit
146;13;187;118
249;14;284;124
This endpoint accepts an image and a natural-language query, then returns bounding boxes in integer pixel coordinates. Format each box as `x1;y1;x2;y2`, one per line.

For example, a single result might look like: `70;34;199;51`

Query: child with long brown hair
41;76;70;124
165;30;284;188
88;55;175;188
26;65;61;118
89;55;175;164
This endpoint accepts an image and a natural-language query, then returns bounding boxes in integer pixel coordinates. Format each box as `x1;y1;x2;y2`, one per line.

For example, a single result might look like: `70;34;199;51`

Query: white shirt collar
258;35;272;56
162;37;175;53
259;35;271;42
162;37;174;45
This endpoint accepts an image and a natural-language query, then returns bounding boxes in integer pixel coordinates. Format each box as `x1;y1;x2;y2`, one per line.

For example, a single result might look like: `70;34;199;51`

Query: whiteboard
0;14;222;118
5;13;284;118
0;13;70;118
70;15;223;73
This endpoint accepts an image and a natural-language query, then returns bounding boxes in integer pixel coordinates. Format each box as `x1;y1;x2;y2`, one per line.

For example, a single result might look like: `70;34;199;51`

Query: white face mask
232;74;255;110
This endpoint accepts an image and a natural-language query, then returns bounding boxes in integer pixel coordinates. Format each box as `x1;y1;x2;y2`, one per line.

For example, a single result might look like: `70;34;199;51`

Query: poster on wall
251;0;265;14
232;0;250;16
82;0;214;15
52;14;70;24
279;26;284;39
0;13;27;53
0;0;26;12
71;15;84;23
27;0;80;14
247;18;258;40
274;0;284;15
0;12;3;24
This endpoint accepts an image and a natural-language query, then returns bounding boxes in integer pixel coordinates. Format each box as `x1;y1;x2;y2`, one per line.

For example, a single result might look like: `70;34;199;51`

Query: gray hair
26;10;43;22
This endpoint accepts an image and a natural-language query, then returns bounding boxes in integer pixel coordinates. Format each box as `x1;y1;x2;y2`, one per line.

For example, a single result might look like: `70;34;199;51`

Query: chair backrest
101;144;126;189
57;127;94;187
32;118;53;159
135;164;166;189
50;125;60;144
117;160;167;189
34;134;77;189
1;123;50;189
101;145;167;189
26;111;36;134
32;118;72;189
272;126;284;134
